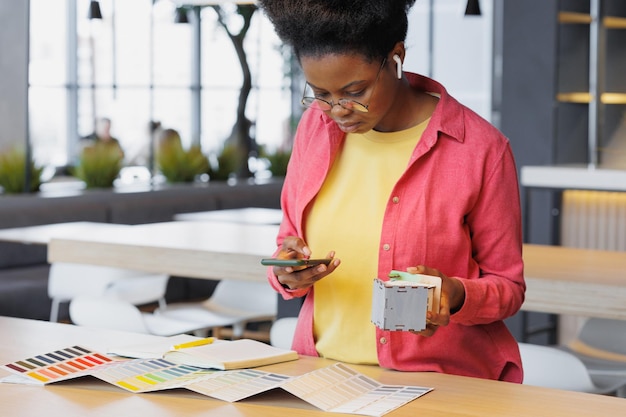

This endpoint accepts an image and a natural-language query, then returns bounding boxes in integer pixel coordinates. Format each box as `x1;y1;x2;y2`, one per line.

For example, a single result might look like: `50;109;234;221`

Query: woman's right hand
273;236;340;290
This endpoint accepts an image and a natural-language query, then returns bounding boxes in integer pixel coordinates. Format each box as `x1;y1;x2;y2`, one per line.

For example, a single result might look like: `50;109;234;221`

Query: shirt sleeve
452;142;526;325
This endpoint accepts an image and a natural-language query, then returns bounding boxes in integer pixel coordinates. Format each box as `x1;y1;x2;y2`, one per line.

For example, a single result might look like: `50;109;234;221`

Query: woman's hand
407;265;465;337
273;236;340;290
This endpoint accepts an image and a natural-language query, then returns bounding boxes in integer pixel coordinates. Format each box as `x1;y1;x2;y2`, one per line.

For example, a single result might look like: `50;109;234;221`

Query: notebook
162;338;299;370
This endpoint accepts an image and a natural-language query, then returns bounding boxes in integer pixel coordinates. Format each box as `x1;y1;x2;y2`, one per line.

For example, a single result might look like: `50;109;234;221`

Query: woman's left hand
406;265;465;337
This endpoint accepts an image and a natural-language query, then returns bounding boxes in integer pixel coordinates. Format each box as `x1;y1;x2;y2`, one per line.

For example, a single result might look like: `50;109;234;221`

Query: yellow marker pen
170;337;214;350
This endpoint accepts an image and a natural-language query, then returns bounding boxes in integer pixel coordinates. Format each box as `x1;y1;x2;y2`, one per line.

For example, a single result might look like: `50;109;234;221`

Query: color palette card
280;363;433;417
91;357;217;393
185;368;292;402
2;347;433;416
2;345;114;385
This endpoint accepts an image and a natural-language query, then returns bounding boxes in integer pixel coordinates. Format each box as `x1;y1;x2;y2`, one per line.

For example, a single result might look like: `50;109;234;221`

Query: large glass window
29;0;291;171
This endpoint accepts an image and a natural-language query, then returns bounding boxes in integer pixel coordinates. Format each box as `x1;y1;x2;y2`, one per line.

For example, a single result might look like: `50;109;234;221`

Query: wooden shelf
601;93;626;104
556;92;592;103
558;11;592;24
604;15;626;29
557;92;626;104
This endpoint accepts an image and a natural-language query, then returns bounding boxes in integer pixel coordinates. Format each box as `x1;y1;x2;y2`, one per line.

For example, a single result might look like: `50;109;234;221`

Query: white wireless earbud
392;54;402;79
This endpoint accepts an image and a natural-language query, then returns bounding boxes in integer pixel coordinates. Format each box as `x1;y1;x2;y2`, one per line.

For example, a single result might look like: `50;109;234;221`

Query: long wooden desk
46;222;626;319
48;221;278;282
521;244;626;320
0;316;624;416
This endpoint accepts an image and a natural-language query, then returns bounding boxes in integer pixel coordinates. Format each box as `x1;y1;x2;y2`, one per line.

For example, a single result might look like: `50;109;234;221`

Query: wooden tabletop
45;221;626;319
48;221;279;281
0;316;624;417
521;244;626;319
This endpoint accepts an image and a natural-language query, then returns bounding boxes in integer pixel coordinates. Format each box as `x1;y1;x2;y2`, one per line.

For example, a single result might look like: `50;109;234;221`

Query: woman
259;0;525;382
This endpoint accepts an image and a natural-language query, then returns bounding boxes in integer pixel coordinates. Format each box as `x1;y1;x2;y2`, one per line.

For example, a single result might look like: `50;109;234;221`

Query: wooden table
0;316;624;417
174;207;283;225
48;221;279;282
521;244;626;320
47;223;626;319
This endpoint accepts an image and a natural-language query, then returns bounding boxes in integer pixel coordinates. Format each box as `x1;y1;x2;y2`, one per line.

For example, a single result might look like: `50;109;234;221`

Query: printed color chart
2;347;432;417
3;345;113;384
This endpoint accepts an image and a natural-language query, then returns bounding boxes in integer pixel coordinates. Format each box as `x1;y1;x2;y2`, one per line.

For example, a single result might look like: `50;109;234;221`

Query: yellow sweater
306;121;426;363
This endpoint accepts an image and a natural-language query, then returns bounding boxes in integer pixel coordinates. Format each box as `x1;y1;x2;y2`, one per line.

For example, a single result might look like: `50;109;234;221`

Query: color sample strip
1;346;116;385
3;347;433;416
91;358;215;393
281;363;432;417
186;369;292;402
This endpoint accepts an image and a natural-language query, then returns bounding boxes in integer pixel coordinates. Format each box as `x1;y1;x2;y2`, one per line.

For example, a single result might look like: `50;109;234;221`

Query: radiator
560;190;626;251
559;190;626;343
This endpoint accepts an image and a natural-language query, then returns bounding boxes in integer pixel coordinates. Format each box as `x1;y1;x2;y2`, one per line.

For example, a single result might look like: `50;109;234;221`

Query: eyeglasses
301;58;387;113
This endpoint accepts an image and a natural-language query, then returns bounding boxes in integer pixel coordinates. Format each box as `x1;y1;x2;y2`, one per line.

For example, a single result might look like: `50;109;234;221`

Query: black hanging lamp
88;0;103;19
174;7;190;24
464;0;481;16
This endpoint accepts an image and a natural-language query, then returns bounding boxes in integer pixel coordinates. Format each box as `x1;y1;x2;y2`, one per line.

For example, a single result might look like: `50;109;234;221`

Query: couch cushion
212;180;283;210
107;185;220;224
0;264;54;321
0;194;109;268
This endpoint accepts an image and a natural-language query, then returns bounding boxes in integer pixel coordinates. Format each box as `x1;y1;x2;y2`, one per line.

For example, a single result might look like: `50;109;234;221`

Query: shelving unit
555;0;626;167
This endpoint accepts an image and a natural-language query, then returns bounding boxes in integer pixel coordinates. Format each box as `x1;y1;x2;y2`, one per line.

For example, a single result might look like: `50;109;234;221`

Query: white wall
405;0;493;121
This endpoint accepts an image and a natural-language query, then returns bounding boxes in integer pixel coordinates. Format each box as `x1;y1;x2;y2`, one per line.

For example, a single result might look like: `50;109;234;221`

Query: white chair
558;317;626;397
519;342;626;395
155;279;277;339
69;295;209;337
48;262;169;322
270;317;298;350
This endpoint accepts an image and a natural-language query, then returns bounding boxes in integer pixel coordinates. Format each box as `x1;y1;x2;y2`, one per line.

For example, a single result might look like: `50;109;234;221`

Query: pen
171;337;214;350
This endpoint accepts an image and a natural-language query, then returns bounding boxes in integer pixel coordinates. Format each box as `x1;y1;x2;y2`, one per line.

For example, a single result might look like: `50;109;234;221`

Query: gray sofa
0;180;284;321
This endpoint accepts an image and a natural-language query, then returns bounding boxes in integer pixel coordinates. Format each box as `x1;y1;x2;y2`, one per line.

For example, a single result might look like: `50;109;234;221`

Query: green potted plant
0;147;44;194
72;141;123;188
209;144;240;181
265;149;291;177
156;129;210;183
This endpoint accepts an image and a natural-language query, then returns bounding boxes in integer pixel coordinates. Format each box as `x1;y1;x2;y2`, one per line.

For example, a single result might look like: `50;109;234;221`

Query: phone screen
260;258;331;268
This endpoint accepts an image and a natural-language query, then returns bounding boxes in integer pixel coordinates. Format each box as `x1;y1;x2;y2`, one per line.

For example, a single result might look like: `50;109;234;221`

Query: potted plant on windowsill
72;141;124;189
156;129;210;183
0;147;44;194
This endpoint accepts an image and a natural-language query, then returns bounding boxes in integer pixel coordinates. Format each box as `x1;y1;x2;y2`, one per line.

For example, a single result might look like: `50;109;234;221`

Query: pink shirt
268;73;525;383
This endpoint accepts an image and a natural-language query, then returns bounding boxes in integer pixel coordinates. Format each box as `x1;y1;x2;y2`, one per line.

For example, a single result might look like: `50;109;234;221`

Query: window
29;0;292;171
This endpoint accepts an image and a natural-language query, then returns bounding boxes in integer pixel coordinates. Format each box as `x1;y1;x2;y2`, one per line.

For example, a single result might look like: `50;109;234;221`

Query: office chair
69;295;209;337
269;317;298;349
519;342;626;395
558;317;626;397
155;279;277;339
48;262;169;322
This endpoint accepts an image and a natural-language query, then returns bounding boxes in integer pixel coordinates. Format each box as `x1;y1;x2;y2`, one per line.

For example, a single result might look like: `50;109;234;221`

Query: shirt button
380;337;387;344
392;196;399;204
383;244;390;251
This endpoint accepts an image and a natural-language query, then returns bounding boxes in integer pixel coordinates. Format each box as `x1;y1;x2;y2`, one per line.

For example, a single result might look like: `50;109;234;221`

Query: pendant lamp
464;0;481;16
88;0;103;19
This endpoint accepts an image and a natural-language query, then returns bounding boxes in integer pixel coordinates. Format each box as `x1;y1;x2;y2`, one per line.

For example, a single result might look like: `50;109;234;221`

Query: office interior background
1;0;626;342
1;0;494;172
16;1;626;243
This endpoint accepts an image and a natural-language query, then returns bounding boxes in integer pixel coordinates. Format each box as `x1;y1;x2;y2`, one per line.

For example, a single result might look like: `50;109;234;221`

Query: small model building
371;271;441;332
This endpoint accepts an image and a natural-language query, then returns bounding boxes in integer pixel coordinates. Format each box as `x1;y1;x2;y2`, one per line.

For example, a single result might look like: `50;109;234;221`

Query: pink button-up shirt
268;73;525;382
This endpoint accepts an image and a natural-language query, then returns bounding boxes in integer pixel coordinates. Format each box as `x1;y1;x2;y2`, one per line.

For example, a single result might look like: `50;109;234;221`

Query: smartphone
261;258;332;268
